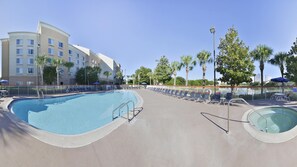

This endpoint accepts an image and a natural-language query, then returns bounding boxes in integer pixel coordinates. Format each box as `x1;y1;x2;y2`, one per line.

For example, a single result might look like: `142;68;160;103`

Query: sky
1;0;297;80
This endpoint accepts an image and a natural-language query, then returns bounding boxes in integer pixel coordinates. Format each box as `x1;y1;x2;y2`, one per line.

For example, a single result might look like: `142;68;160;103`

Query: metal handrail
227;98;268;133
112;100;136;122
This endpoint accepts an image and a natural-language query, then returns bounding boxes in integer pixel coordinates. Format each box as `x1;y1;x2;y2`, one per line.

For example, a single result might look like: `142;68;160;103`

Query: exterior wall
9;76;37;86
68;44;88;84
7;32;38;85
1;39;9;80
38;22;70;85
73;45;102;81
98;53;121;82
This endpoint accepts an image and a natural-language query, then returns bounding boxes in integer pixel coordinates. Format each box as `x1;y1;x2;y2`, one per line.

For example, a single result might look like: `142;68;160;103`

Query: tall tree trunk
186;68;189;86
281;68;284;93
40;67;44;86
203;71;206;89
260;61;264;95
202;65;206;90
174;74;177;86
56;68;60;86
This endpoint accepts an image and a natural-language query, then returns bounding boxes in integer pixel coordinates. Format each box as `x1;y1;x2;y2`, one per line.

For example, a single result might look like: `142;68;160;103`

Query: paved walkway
0;89;297;167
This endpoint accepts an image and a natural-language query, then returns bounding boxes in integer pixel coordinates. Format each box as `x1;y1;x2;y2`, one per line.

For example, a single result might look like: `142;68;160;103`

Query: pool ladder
227;98;268;133
112;100;136;122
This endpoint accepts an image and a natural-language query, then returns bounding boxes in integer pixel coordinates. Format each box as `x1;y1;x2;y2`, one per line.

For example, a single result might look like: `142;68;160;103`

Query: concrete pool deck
0;89;297;166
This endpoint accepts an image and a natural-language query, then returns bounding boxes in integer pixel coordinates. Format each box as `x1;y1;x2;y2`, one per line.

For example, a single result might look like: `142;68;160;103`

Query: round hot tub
243;106;297;143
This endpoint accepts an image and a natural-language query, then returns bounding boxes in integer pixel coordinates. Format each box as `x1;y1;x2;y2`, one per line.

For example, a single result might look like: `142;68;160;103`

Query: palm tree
115;70;123;84
180;55;195;86
147;72;153;85
93;66;102;81
35;55;49;85
250;45;273;94
269;52;289;93
196;50;213;89
170;61;181;86
269;52;288;78
131;74;136;85
103;71;112;83
63;61;74;84
52;58;65;85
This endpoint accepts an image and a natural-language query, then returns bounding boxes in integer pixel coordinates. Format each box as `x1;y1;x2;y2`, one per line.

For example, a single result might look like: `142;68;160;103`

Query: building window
76;53;79;59
76;60;79;65
28;39;34;46
16;49;23;55
48;38;54;45
69;50;72;55
83;57;85;61
16;68;23;74
28;68;34;74
28;58;34;65
68;57;72;62
82;62;85;66
58;42;63;48
48;48;54;55
16;39;23;45
16;58;23;64
58;51;63;57
28;49;34;55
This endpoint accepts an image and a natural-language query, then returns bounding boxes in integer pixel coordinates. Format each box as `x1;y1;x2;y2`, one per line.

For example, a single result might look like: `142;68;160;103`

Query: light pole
210;26;216;94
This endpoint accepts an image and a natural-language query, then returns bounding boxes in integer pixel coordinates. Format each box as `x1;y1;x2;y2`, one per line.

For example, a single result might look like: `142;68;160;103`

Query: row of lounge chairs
148;87;233;104
65;87;93;93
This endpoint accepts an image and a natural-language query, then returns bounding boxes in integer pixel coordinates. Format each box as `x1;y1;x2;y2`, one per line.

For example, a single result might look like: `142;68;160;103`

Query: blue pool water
249;107;297;133
10;91;139;135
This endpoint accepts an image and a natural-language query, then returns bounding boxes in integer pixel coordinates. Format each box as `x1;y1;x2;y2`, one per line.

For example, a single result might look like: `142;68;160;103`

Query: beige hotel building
1;21;121;86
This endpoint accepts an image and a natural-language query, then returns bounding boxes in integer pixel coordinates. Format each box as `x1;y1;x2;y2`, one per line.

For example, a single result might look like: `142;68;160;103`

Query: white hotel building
1;21;121;86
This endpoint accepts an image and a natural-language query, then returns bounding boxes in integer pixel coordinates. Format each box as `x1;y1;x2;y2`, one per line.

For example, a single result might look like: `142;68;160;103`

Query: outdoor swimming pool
248;107;297;133
10;91;140;135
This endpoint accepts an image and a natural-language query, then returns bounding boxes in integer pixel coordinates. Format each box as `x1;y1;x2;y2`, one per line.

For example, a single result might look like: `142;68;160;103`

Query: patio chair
184;91;195;101
176;91;184;98
179;91;189;99
225;93;233;102
209;93;221;104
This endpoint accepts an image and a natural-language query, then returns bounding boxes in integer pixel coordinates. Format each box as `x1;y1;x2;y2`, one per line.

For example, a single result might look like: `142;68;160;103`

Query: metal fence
1;84;141;97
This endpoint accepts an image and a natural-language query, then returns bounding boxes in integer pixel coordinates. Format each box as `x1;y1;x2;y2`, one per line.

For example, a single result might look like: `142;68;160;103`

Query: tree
154;55;172;84
286;38;297;84
130;74;136;85
250;45;273;95
147;72;153;85
93;66;102;81
217;27;255;93
43;66;56;85
165;76;185;86
35;55;49;85
52;58;65;85
269;52;289;93
269;52;288;78
196;50;213;89
63;61;74;84
135;66;152;84
115;70;123;84
170;61;181;86
180;55;195;86
75;66;100;85
103;71;112;83
285;56;297;83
